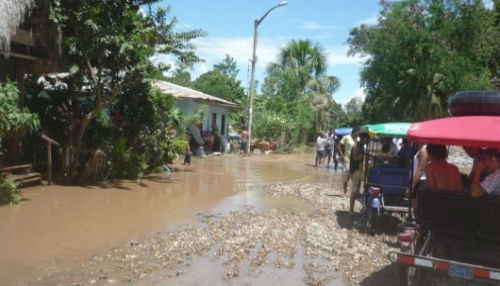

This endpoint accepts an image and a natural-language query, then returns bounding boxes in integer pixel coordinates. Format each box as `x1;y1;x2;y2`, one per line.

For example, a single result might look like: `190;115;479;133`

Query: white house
152;80;242;145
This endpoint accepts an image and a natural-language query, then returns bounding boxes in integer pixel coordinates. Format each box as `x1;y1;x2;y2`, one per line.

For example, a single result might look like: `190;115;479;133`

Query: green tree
192;71;245;103
167;67;193;87
0;81;39;153
259;39;340;145
348;0;499;122
0;81;38;204
192;55;246;131
343;97;364;126
213;54;239;78
52;1;204;180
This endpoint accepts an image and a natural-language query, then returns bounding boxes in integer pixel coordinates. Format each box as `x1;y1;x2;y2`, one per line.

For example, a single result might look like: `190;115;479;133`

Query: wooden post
41;134;59;185
47;142;52;185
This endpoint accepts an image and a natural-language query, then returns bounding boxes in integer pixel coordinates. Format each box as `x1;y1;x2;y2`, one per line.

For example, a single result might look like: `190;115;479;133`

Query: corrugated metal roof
152;80;243;110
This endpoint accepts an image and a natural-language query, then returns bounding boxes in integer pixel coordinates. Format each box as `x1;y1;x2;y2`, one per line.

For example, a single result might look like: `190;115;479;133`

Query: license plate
448;264;474;279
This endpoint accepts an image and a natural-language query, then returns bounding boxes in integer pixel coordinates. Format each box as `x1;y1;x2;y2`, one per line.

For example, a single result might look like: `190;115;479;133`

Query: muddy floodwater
0;153;338;285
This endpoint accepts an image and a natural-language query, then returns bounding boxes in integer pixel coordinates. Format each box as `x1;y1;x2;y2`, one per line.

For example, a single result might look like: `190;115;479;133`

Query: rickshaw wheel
364;207;377;235
399;265;420;286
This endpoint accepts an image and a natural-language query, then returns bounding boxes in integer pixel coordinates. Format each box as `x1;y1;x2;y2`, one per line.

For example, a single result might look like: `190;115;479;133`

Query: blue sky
156;1;383;105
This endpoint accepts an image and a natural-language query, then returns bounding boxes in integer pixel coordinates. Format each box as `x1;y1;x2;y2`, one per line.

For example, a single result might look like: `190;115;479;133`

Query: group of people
411;144;500;204
315;131;342;169
317;126;500;216
314;127;366;215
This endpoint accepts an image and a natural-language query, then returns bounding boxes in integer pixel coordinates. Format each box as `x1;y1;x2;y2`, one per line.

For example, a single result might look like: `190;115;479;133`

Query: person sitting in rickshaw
397;139;416;168
471;149;500;198
425;144;462;192
381;137;399;157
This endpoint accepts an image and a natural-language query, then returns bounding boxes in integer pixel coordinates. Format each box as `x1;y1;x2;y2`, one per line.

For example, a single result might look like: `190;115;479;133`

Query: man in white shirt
471;149;500;198
315;133;327;167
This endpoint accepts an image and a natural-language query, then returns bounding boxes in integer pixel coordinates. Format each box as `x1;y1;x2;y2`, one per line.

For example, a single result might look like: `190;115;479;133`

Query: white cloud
176;22;193;31
484;0;494;9
356;14;379;26
354;87;366;100
325;46;364;66
192;37;283;69
191;61;211;78
299;21;342;31
338;87;366;105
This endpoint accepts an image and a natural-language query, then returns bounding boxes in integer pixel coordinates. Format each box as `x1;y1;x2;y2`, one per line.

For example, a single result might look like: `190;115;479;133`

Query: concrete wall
177;98;230;137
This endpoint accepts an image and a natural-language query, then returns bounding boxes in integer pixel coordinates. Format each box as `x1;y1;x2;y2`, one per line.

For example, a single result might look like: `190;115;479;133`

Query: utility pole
247;2;287;154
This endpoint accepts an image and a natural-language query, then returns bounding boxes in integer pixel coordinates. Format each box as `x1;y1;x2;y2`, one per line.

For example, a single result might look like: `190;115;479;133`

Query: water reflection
0;153;335;285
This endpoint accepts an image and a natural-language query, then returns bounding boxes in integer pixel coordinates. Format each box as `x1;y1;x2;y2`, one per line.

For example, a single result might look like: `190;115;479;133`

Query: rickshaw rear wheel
365;207;377;235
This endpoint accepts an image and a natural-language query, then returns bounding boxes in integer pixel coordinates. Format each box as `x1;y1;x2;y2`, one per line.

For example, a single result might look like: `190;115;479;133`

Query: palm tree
278;40;340;132
278;39;327;77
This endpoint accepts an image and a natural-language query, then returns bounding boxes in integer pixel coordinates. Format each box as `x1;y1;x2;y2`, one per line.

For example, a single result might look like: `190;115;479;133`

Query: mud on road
32;183;403;286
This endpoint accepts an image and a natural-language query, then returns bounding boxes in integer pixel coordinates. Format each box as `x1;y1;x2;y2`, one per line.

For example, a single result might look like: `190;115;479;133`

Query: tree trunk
70;117;91;178
278;131;286;152
78;149;104;184
71;104;102;178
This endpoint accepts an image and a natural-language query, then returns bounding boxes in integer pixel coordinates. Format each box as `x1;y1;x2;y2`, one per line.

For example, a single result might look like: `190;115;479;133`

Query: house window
221;114;226;135
211;113;217;130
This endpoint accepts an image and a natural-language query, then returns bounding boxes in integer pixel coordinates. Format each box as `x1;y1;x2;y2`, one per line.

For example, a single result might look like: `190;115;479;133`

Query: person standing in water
183;138;192;166
338;127;360;195
241;130;249;156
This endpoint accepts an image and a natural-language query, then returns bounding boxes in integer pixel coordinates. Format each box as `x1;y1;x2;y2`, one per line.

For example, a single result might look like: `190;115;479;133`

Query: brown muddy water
0;153;337;285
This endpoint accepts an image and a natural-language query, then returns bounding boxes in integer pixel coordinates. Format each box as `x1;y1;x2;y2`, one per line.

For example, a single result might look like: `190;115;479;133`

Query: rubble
32;183;400;286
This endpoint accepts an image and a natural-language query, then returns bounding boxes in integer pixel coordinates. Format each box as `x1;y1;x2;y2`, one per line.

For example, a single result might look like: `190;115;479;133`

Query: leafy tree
348;0;499;121
192;55;246;131
278;39;327;88
0;81;39;153
213;54;239;78
192;71;245;104
258;39;340;146
343;97;364;126
0;81;38;204
166;67;193;87
51;0;204;180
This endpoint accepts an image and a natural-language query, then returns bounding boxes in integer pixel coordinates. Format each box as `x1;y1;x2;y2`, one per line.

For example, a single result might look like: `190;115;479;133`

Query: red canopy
408;116;500;148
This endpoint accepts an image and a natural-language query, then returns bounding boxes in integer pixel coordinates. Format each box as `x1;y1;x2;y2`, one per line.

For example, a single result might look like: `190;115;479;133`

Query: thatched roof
152;80;243;110
0;0;62;76
0;0;34;51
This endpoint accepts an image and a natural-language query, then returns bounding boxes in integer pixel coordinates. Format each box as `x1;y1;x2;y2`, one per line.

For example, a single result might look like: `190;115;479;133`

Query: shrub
0;176;20;205
105;137;148;179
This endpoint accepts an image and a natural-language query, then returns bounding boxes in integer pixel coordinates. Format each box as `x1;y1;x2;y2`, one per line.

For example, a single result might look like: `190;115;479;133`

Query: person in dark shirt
397;139;416;168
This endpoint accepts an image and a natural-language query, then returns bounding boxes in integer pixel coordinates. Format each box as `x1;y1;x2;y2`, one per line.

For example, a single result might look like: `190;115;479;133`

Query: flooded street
0;153;336;285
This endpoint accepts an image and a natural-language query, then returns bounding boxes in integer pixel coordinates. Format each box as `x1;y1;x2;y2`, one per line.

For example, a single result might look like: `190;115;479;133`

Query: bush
0;176;20;204
172;139;188;153
105;137;148;179
163;138;187;164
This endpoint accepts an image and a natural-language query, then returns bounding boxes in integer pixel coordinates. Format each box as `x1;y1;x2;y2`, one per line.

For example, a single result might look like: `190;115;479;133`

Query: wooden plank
9;173;41;181
0;51;41;61
41;134;60;146
11;29;36;47
0;164;32;173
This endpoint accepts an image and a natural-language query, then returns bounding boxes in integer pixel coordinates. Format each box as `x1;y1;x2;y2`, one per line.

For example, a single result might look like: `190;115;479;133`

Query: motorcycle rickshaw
390;116;500;286
360;122;413;234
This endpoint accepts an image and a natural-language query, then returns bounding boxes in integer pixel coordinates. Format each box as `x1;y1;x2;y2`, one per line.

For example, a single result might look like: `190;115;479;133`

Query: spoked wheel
399;265;420;286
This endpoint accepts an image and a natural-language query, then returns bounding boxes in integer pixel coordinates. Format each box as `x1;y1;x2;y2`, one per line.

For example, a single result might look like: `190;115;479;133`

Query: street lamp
247;1;287;154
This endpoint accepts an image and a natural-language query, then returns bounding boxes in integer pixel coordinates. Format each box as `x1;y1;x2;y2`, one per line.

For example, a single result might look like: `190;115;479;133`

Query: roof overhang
152;80;244;110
